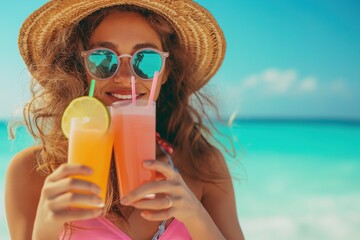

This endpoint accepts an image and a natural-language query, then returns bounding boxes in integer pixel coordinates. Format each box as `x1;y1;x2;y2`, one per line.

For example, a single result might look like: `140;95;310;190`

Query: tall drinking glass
110;100;156;197
68;117;114;206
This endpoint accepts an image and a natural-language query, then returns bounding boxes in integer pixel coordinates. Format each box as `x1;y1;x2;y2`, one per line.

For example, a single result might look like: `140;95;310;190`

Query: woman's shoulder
200;147;244;238
201;143;231;179
6;146;43;181
208;145;229;170
5;146;46;239
5;146;45;209
202;146;233;193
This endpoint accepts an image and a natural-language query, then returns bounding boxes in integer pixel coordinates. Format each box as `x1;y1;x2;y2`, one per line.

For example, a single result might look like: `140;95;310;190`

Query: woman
6;1;244;239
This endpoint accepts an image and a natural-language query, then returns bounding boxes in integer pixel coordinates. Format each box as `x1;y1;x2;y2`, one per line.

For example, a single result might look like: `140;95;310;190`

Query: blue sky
0;0;359;120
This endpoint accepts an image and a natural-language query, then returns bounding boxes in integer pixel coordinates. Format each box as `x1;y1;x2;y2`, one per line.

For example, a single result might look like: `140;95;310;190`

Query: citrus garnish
61;96;110;138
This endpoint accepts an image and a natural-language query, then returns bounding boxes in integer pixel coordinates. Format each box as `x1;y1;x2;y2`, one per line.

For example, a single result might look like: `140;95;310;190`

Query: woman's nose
112;58;133;84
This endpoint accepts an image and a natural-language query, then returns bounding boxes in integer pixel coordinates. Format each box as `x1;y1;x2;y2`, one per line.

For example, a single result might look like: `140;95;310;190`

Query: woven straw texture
19;0;226;90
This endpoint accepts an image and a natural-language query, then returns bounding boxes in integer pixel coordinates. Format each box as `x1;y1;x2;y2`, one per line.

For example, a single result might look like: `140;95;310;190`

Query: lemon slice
61;96;110;138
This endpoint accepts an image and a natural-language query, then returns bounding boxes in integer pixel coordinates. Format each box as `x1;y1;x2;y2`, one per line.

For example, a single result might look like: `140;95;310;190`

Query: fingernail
141;211;149;218
94;203;105;208
143;160;154;166
144;193;155;199
94;185;102;194
120;198;129;205
83;166;93;174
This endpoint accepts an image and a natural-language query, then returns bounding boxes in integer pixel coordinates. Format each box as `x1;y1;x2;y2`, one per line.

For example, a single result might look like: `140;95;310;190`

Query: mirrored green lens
132;50;162;79
87;50;118;79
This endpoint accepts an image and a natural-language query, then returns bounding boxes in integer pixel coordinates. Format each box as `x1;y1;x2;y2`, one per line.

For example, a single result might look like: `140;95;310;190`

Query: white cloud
210;68;354;118
237;68;319;96
242;69;353;97
262;69;297;93
298;77;317;92
221;68;350;99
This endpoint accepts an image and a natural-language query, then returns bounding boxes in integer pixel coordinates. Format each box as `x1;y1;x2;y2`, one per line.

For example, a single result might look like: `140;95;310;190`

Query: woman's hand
32;164;104;239
120;160;202;223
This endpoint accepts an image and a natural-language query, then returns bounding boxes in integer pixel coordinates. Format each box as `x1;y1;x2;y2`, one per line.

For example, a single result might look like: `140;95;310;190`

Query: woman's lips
106;92;145;102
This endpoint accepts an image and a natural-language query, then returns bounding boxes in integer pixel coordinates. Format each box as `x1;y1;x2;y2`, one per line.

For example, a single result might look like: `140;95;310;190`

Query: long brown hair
23;5;229;222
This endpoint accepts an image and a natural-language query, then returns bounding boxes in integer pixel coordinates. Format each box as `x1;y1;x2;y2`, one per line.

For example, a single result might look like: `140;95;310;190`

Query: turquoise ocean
1;119;360;240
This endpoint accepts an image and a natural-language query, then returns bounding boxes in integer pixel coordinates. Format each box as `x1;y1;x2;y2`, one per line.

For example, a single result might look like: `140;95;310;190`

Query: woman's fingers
48;192;104;211
120;160;183;205
143;160;178;180
121;180;180;205
130;195;174;210
141;209;175;221
42;163;101;200
41;163;104;214
32;163;105;227
44;177;101;200
47;164;93;182
120;160;202;222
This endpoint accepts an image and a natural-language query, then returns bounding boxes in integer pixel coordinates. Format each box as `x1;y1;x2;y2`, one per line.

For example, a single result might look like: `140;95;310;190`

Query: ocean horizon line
212;117;360;126
2;117;360;126
229;117;360;125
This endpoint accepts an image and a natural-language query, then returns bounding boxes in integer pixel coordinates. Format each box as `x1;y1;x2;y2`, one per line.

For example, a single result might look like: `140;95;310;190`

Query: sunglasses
81;48;169;80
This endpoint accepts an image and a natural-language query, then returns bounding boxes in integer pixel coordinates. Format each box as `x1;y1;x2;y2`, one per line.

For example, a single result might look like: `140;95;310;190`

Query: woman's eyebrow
89;41;117;49
133;42;160;50
89;41;161;51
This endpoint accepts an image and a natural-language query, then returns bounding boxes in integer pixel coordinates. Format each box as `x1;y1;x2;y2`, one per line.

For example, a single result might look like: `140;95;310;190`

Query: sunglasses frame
81;47;169;81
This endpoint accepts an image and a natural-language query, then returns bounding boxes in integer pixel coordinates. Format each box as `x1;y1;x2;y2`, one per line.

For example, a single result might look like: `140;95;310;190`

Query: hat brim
19;0;226;90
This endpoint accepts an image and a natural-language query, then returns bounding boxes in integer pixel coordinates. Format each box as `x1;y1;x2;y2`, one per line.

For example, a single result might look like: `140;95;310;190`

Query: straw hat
19;0;226;90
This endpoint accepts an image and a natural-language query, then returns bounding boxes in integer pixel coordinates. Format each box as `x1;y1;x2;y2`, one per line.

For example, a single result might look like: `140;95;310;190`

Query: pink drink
111;100;156;197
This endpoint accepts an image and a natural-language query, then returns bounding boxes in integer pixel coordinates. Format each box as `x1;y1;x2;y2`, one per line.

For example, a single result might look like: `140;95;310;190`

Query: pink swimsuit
59;217;191;240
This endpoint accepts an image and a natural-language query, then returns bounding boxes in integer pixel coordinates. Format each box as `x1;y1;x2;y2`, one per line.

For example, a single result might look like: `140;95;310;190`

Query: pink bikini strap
156;133;174;155
153;133;176;240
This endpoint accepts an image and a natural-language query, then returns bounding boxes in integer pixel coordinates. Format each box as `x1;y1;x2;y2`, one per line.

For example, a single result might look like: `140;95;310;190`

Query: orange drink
111;100;156;197
68;117;113;204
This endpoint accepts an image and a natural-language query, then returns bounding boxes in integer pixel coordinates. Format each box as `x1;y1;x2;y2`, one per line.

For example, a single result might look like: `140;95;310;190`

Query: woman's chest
109;177;202;239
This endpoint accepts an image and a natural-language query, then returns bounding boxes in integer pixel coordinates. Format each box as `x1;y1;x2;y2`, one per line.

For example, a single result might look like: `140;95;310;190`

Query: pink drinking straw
147;71;159;106
131;76;136;105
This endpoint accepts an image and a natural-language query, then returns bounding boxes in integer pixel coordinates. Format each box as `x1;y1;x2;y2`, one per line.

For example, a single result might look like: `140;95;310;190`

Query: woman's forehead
89;11;163;53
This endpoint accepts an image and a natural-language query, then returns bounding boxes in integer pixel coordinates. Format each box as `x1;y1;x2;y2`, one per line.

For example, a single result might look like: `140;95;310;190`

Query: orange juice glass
110;100;156;197
68;117;113;205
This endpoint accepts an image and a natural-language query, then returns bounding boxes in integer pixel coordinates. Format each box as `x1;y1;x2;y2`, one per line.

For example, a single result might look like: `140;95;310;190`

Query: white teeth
111;93;138;100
